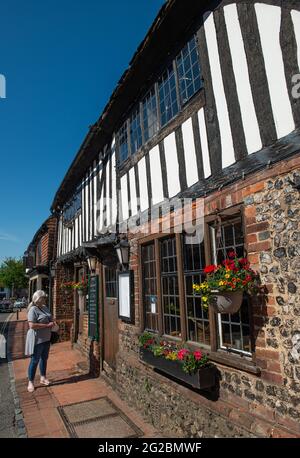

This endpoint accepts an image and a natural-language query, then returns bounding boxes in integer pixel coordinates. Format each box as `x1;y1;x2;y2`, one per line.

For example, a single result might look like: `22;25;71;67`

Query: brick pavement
8;311;161;438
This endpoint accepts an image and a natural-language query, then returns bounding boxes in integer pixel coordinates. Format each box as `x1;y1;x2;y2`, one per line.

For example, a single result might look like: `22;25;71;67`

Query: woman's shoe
27;382;35;393
40;377;50;386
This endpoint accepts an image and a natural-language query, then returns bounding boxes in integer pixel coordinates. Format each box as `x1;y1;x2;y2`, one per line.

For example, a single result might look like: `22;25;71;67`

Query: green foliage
138;332;157;348
0;257;27;290
139;332;210;375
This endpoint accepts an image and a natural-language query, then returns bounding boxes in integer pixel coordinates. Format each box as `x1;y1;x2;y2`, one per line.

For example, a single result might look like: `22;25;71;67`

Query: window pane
63;184;82;223
118;121;129;163
142;243;158;332
158;64;179;127
212;218;252;354
142;87;159;142
105;268;117;298
161;237;181;337
176;35;202;105
183;235;210;346
130;108;142;155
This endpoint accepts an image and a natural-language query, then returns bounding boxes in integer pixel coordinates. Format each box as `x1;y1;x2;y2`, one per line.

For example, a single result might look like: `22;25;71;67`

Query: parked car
14;299;27;309
0;300;13;312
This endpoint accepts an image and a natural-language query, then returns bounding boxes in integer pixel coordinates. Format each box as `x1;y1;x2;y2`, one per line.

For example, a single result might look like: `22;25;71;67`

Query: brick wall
107;155;300;438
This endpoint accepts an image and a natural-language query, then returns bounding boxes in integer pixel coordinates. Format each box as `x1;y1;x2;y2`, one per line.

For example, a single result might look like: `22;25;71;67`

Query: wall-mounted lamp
115;240;130;270
87;256;98;275
50;263;56;277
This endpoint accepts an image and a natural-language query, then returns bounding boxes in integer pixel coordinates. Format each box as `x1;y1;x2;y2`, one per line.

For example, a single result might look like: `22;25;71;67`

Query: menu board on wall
88;275;99;341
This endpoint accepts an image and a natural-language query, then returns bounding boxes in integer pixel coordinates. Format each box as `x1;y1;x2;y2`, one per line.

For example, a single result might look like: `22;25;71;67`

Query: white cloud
0;231;19;243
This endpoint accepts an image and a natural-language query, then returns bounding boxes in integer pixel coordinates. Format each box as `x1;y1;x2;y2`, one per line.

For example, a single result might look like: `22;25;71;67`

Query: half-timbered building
46;0;300;437
24;215;57;310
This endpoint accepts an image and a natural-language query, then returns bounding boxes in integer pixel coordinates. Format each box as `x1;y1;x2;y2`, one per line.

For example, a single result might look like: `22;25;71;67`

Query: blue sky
0;0;164;264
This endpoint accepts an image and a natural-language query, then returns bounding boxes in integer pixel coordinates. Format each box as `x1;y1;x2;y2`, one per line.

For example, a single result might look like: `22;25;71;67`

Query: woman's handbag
50;323;60;344
50;331;59;344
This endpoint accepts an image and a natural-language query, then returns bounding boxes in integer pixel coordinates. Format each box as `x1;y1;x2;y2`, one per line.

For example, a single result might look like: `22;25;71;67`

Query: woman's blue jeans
28;341;51;381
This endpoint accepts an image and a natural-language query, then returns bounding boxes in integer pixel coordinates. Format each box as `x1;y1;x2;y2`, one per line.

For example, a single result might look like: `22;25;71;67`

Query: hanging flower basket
209;290;243;314
60;282;74;294
193;251;261;315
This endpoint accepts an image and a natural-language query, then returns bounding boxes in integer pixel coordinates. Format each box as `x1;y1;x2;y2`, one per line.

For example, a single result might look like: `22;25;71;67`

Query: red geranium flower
193;351;202;361
204;264;216;274
177;349;190;360
228;250;236;259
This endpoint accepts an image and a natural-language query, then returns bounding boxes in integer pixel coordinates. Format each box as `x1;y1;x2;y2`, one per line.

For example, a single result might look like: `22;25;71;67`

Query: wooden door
103;268;119;369
75;266;85;343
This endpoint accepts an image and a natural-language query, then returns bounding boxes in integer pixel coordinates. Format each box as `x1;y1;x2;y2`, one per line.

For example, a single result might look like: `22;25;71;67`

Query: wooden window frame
138;205;260;375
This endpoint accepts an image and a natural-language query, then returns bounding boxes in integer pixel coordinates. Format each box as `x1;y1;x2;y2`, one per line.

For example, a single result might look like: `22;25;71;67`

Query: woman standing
25;290;54;393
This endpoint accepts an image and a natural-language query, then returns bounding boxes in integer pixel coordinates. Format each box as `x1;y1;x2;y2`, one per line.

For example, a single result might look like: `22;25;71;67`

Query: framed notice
118;270;134;323
88;275;99;341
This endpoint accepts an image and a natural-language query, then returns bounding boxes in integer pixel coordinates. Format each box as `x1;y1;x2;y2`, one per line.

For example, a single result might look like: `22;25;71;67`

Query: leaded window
176;35;202;105
158;64;179;127
142;87;159;141
130;108;142;154
118;121;129;163
210;218;251;355
105;268;117;298
142;243;158;332
63;185;82;223
161;237;181;337
183;235;210;346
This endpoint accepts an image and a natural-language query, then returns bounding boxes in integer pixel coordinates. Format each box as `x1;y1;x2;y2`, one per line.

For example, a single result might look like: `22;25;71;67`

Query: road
0;313;18;438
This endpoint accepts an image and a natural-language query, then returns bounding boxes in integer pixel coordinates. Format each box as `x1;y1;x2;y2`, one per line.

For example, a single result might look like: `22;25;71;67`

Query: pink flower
193;351;202;361
177;349;190;360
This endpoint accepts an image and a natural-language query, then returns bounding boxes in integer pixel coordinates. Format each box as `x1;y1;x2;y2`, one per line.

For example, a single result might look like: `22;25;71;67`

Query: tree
0;258;27;295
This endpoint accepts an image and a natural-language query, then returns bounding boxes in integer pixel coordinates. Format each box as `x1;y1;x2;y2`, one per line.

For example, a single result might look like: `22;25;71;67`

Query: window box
139;347;216;389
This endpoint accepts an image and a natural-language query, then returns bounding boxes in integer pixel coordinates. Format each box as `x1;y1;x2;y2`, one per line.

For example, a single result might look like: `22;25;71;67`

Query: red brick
248;253;259;264
213;402;232;418
251;421;273;437
255;349;280;361
246;222;269;234
249;403;275;423
274;414;300;434
248;241;271;253
261;371;283;385
249;182;266;194
267;361;282;373
220;390;250;410
271;427;300;438
265;306;276;317
255;338;266;348
246;233;258;244
245;206;256;217
266;296;275;306
245;216;257;225
229;410;254;430
254;358;267;370
264;284;274;293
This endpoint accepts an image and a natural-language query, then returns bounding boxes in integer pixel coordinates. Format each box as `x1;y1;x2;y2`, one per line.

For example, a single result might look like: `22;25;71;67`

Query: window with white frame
210;218;252;355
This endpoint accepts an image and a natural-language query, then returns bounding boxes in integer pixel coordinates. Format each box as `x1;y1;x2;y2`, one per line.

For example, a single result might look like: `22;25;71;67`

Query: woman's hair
27;290;48;311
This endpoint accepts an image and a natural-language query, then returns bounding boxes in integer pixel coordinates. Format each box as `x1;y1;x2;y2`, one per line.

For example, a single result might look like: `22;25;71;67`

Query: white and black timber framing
53;0;300;259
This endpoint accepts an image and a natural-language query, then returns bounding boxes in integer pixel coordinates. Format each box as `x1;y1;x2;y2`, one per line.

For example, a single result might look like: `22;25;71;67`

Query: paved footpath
0;313;18;438
7;311;160;438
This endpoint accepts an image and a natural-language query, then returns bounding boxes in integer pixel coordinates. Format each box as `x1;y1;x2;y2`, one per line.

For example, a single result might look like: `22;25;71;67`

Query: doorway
103;267;119;369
